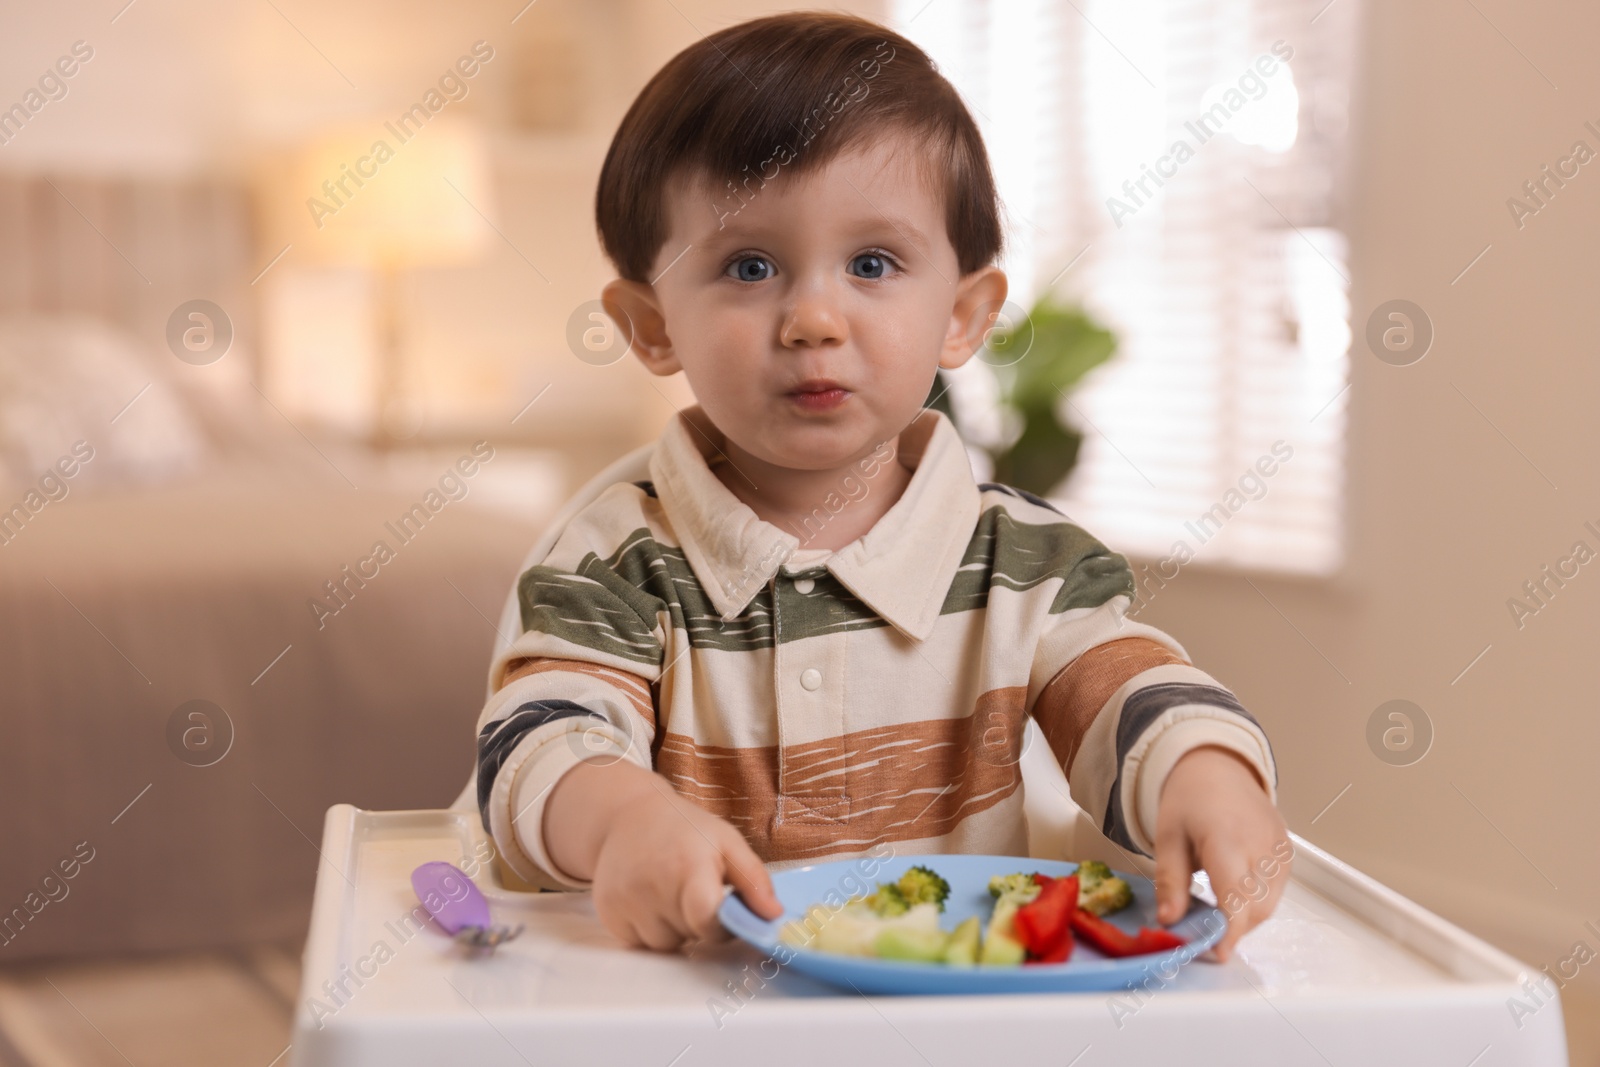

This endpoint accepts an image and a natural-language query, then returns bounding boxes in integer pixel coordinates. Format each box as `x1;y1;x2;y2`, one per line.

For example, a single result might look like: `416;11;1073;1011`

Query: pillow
0;315;211;490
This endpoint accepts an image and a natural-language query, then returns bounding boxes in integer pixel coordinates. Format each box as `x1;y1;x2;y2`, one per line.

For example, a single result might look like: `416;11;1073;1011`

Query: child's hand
587;768;784;952
1152;745;1290;962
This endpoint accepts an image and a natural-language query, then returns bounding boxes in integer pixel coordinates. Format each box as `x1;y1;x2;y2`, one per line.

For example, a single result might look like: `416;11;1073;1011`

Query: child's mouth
787;379;850;412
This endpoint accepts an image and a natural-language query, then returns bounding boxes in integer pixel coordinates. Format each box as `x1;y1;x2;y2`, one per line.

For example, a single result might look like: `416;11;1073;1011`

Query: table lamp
287;119;492;446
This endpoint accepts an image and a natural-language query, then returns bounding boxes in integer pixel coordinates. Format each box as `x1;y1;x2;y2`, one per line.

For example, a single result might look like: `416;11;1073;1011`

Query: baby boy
474;11;1289;961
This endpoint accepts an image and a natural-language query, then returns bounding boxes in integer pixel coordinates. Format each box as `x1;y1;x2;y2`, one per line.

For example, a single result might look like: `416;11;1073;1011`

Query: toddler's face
608;129;1005;472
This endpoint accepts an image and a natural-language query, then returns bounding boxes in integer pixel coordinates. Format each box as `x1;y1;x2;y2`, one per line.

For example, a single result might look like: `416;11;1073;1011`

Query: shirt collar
648;404;981;641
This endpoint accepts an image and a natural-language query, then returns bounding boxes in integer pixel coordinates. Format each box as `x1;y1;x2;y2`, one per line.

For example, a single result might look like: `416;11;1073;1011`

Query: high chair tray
288;805;1567;1067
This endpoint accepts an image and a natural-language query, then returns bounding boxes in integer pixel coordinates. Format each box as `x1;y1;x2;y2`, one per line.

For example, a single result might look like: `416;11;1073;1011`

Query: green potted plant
926;296;1117;498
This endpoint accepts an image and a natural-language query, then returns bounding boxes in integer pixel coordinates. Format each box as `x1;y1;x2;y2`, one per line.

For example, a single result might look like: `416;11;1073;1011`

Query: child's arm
1152;745;1289;961
542;755;783;950
1030;633;1289;960
482;651;781;949
1031;628;1289;959
1021;530;1288;959
477;520;783;949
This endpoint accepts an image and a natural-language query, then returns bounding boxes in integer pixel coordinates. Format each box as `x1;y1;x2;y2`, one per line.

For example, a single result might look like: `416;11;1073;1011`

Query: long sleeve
1026;547;1276;857
475;551;667;891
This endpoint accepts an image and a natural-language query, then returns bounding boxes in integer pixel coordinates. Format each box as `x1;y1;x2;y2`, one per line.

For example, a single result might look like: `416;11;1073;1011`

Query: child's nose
779;287;848;348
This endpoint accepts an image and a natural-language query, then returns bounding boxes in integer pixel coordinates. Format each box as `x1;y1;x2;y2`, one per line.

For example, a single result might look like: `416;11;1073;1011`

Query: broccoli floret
896;865;952;911
861;883;910;917
1075;860;1114;889
987;872;1042;902
1080;878;1134;916
856;866;951;916
1074;860;1134;916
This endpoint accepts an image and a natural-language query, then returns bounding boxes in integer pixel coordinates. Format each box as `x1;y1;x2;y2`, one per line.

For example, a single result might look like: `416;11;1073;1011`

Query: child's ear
600;279;680;376
940;266;1009;370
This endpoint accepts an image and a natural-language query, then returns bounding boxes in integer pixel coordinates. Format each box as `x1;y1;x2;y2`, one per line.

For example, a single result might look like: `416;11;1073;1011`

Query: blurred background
0;0;1596;1061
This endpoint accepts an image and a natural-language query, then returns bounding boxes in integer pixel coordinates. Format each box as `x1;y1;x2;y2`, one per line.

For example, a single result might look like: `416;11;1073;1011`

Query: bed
0;173;562;962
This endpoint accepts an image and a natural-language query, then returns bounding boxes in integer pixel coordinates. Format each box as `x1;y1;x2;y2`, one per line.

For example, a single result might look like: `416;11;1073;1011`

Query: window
894;0;1361;575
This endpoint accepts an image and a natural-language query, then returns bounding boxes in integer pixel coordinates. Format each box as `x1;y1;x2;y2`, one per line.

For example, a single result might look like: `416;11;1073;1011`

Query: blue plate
717;854;1225;995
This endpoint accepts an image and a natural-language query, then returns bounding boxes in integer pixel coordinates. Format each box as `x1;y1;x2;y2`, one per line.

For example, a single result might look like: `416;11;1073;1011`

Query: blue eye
726;255;773;282
849;251;894;279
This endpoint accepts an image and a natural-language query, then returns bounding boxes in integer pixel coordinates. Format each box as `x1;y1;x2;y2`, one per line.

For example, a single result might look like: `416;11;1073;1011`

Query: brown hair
594;11;1003;283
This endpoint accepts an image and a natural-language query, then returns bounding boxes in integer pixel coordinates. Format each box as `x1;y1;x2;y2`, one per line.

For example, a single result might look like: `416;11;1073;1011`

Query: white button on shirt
793;577;815;594
799;668;822;691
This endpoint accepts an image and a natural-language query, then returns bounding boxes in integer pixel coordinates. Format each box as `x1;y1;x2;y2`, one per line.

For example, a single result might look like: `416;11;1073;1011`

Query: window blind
893;0;1360;576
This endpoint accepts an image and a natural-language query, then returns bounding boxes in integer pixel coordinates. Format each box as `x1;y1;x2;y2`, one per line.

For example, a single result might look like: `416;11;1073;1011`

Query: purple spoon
411;861;523;950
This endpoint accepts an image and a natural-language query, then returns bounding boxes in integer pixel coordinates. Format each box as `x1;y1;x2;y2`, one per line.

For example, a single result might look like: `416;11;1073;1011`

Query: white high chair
294;448;1565;1065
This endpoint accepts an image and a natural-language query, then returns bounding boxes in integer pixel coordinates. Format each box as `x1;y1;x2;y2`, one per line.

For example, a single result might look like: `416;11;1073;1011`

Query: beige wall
1133;0;1600;989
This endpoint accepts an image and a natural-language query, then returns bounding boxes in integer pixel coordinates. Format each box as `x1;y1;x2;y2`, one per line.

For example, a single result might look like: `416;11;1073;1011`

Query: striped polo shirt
475;405;1276;892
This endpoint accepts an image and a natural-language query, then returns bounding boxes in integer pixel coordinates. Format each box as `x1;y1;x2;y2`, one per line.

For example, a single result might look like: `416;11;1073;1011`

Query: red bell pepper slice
1068;907;1186;957
1033;927;1076;964
1129;927;1187;953
1015;874;1077;963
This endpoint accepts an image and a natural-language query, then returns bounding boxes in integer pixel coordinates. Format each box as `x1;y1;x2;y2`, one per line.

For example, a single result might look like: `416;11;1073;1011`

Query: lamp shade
283;118;493;269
